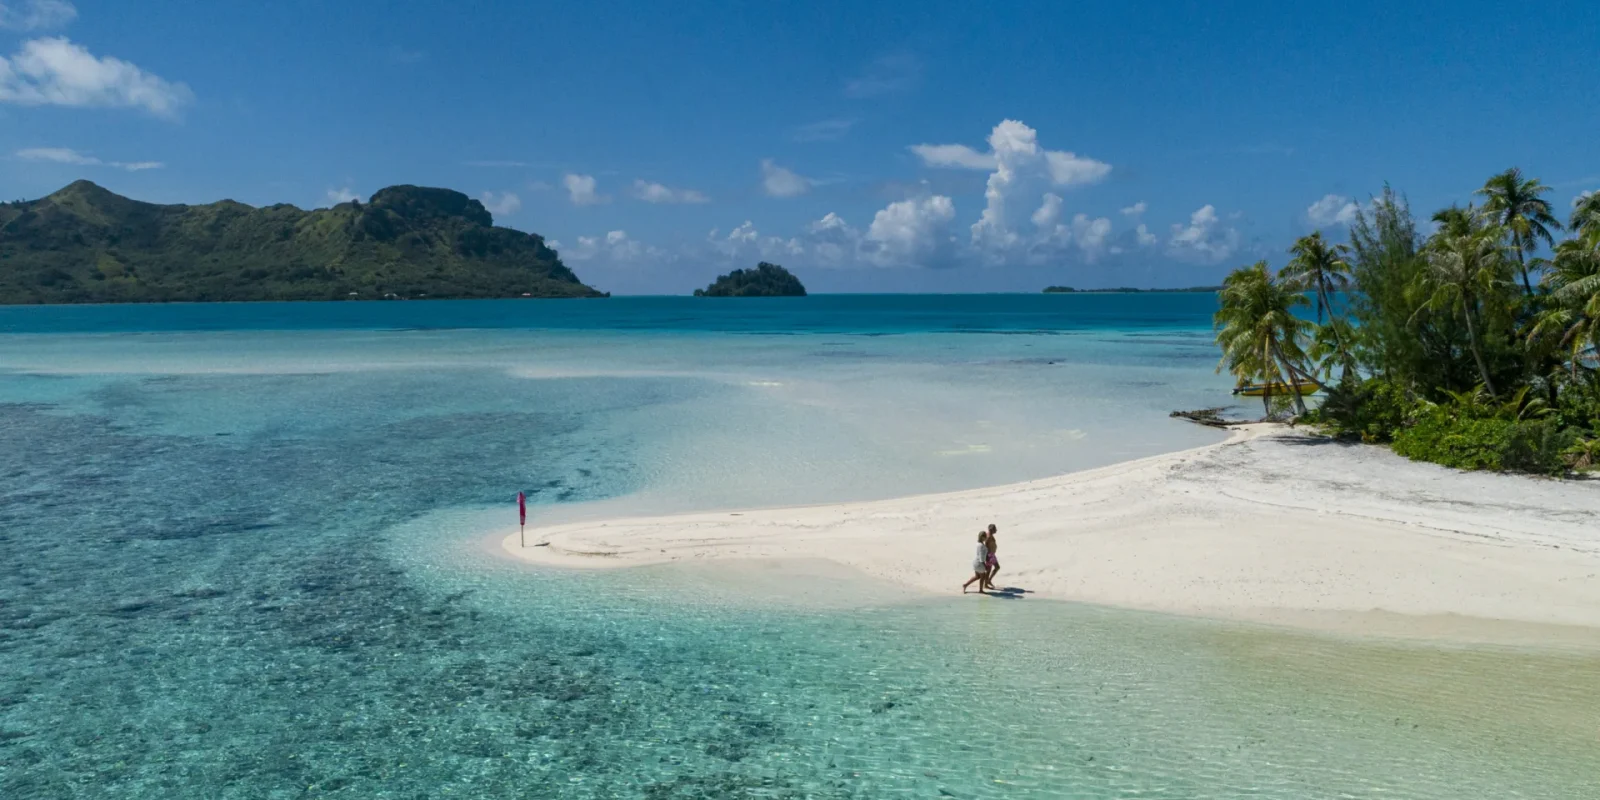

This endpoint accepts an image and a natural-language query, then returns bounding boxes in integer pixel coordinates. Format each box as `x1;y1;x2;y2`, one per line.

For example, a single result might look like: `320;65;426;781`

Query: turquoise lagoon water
1;295;1596;798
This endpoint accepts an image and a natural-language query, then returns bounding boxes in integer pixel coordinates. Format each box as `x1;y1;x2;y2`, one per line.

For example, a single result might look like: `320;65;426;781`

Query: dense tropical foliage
693;262;807;297
1215;171;1600;476
0;181;605;303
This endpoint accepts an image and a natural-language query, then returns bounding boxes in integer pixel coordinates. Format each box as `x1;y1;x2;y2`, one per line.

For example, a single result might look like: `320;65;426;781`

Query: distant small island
0;181;605;304
694;262;807;297
1044;285;1221;293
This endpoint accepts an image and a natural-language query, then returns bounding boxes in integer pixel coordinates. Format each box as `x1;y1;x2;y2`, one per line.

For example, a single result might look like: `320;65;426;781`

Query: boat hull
1232;381;1319;398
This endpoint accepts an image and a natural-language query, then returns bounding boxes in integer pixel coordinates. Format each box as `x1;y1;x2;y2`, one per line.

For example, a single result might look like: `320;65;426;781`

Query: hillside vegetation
0;181;605;303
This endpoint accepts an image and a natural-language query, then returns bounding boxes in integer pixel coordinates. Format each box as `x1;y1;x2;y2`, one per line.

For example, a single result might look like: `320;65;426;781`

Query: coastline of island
498;423;1600;646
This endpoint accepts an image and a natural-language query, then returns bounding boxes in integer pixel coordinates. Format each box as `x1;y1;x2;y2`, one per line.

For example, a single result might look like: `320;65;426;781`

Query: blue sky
3;0;1598;294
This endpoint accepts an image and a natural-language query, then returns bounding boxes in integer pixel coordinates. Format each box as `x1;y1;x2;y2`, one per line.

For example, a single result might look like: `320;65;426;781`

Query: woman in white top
983;524;1000;591
962;531;989;594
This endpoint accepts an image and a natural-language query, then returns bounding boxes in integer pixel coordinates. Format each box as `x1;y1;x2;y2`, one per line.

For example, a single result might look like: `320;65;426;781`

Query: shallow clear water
2;297;1595;798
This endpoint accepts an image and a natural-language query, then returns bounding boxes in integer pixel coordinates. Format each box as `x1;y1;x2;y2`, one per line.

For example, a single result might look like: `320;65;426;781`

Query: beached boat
1232;380;1320;397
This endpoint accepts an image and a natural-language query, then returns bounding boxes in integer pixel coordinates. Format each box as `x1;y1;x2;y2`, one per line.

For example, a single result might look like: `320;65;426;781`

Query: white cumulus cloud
1120;201;1147;216
0;37;194;117
563;173;608;206
708;220;804;262
1306;193;1360;227
863;195;957;267
1167;204;1240;264
630;179;709;204
566;230;661;263
479;190;520;217
1069;214;1113;261
1135;223;1157;246
1032;193;1064;228
0;1;75;31
805;212;861;267
760;159;811;198
910;121;1110;190
966;120;1111;254
15;146;162;170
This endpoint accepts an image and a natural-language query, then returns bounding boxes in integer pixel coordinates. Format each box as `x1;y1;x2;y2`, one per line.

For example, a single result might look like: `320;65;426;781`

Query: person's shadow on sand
984;586;1030;599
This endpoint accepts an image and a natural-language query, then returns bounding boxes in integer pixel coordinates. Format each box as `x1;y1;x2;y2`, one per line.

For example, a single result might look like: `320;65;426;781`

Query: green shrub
1502;419;1580;476
1567;437;1600;472
1391;406;1579;475
1313;378;1414;442
1392;407;1514;470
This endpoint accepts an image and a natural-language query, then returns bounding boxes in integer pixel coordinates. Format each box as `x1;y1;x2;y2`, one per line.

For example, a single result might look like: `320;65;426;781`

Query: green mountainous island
0;181;606;303
693;262;807;297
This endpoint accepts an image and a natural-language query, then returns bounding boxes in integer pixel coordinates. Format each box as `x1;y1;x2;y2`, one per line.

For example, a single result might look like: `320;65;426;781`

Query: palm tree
1432;204;1481;239
1279;232;1353;323
1308;316;1360;382
1215;261;1317;415
1412;227;1512;394
1572;196;1600;238
1281;232;1357;380
1476;168;1561;296
1531;221;1600;376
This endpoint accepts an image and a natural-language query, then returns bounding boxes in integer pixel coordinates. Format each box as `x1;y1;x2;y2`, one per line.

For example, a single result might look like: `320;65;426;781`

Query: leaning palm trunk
1268;340;1310;415
1462;304;1496;396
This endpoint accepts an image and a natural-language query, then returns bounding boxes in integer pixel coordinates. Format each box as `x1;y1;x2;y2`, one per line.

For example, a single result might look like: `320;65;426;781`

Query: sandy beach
502;425;1600;638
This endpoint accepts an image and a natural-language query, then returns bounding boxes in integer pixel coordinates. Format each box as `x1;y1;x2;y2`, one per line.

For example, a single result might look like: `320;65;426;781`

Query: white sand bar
503;425;1600;633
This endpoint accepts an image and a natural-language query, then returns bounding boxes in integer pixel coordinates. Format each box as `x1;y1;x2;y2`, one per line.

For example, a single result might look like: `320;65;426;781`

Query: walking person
983;524;1000;591
962;531;990;594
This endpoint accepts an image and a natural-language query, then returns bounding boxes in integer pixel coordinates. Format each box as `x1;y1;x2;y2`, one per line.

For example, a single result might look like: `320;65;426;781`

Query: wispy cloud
760;159;811;198
0;0;76;31
908;143;995;170
16;146;162;170
844;52;920;98
630;179;709;204
386;45;425;64
1236;143;1296;156
793;118;856;143
325;187;360;205
464;160;531;168
0;36;194;117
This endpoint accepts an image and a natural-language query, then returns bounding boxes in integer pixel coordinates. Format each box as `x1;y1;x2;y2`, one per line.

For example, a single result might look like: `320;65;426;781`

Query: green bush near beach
1217;170;1600;476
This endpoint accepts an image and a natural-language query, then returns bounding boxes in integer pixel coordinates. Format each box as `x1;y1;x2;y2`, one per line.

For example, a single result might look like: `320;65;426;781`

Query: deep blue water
0;293;1220;334
2;296;1594;799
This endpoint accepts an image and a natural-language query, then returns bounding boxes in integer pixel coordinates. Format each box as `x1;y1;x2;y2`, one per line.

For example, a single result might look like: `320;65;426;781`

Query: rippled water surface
2;297;1595;798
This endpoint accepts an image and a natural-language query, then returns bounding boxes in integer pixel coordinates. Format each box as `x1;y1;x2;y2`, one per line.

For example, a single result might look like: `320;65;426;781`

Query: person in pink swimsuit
983;524;1000;591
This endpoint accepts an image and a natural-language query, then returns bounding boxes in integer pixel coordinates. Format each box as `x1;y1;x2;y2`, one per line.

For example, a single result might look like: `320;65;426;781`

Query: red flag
517;491;526;526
